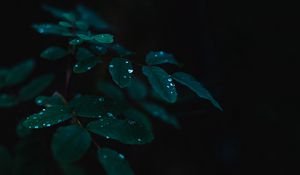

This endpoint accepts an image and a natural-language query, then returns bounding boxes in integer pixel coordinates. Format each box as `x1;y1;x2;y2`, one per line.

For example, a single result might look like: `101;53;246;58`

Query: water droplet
168;78;172;82
170;83;175;86
154;54;158;57
106;136;110;139
159;51;164;55
46;124;51;127
128;69;134;73
119;154;125;159
128;120;136;125
123;75;127;78
75;64;79;68
98;97;105;102
166;85;170;88
34;126;39;129
107;112;114;117
33;116;37;119
137;138;142;142
42;108;46;111
109;64;114;68
87;67;92;70
125;61;129;64
36;100;42;104
98;115;102;118
39;112;44;115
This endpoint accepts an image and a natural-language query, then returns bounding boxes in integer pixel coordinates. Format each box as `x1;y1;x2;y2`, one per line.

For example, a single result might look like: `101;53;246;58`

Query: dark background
1;0;299;174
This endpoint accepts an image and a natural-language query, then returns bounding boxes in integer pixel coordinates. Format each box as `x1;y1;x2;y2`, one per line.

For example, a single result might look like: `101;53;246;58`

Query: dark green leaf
123;108;152;131
70;95;126;118
23;106;72;129
172;72;223;111
41;47;68;60
59;21;73;28
0;94;17;107
18;74;54;101
69;38;84;45
60;163;86;175
52;125;91;163
35;93;66;107
73;48;101;73
110;44;133;57
89;45;107;55
145;51;179;66
109;58;133;88
97;81;125;101
75;21;89;31
76;5;111;30
126;78;148;100
42;5;73;21
141;102;180;128
87;116;153;144
16;120;32;138
4;59;35;87
0;146;12;175
77;34;93;41
33;24;73;37
94;34;114;44
97;148;134;175
142;66;177;103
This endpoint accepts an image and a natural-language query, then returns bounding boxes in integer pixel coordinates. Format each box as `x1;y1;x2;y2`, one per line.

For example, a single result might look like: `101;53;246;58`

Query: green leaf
142;66;177;103
123;108;152;131
145;51;179;66
52;125;91;163
97;148;134;175
73;48;101;73
172;72;223;111
23;106;72;129
126;78;148;100
32;24;73;37
76;5;111;30
4;59;35;88
75;21;89;31
41;47;68;60
141;102;180;129
110;44;133;57
18;74;54;101
87;116;153;144
89;45;108;55
70;95;126;118
0;94;17;107
97;81;125;102
94;34;114;44
35;93;66;107
16;120;32;138
42;5;73;21
77;34;93;41
0;146;12;175
59;21;73;28
69;38;84;45
109;58;133;88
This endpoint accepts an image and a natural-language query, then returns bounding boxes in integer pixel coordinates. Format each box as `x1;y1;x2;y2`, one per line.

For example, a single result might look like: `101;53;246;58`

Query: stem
65;60;72;100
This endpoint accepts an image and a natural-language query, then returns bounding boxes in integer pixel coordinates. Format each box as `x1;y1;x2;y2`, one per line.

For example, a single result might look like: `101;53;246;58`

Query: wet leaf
97;148;134;175
172;72;223;111
23;106;72;129
52;125;91;163
32;24;73;37
109;58;133;88
41;47;68;60
87;115;153;144
97;81;125;102
35;93;66;107
123;108;152;131
94;34;114;44
18;74;54;101
70;95;126;118
145;51;179;66
73;48;101;73
142;66;177;103
141;102;180;128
